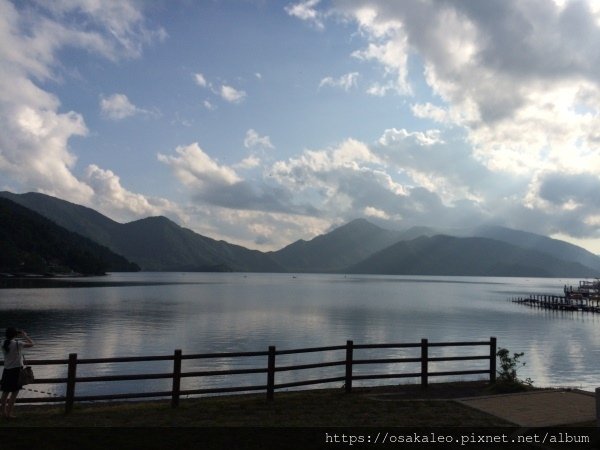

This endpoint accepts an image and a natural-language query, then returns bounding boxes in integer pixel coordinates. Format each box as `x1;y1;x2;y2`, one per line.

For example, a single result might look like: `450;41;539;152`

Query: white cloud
159;142;317;217
194;73;245;107
313;0;600;245
268;138;413;219
85;164;178;220
411;103;452;124
285;0;324;29
244;129;274;150
194;72;208;87
364;206;390;220
0;103;93;203
376;127;492;206
180;205;332;250
319;72;359;91
378;128;444;147
220;84;246;103
158;143;241;190
31;0;167;60
271;139;382;183
235;155;261;170
159;131;545;250
0;0;172;220
334;0;600;172
365;82;395;97
349;12;411;95
100;93;145;120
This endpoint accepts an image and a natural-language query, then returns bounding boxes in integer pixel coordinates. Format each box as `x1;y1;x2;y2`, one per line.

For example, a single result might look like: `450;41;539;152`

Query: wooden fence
4;337;497;413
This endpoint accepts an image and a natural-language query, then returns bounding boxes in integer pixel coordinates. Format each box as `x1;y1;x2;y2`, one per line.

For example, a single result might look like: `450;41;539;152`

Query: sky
2;0;600;254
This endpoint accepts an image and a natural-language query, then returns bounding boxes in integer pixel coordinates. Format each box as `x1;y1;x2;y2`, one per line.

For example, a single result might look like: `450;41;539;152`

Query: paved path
458;390;596;427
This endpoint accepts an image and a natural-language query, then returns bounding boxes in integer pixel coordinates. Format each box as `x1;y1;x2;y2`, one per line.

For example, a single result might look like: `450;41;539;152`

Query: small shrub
492;348;533;392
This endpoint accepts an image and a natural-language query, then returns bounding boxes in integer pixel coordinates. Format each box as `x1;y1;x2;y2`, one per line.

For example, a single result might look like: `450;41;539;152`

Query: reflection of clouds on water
493;309;600;390
524;342;550;388
2;273;600;397
532;319;600;390
1;289;179;358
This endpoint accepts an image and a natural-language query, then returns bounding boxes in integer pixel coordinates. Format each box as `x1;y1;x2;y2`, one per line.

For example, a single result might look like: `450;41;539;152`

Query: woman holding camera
1;327;34;419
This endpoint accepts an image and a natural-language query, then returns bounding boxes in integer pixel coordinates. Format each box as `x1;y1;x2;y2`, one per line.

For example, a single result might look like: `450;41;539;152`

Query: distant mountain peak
331;218;385;234
130;215;177;225
270;218;403;272
346;218;371;225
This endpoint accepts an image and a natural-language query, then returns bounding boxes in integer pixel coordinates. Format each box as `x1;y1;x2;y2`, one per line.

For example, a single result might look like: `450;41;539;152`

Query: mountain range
0;197;139;275
1;191;599;277
0;192;281;273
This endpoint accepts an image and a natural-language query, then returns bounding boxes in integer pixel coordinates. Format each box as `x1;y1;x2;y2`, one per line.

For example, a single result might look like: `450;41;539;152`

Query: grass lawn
3;382;597;449
3;381;512;427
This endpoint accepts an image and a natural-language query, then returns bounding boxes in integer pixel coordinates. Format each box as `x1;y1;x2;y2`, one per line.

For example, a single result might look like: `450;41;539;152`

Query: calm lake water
1;273;599;398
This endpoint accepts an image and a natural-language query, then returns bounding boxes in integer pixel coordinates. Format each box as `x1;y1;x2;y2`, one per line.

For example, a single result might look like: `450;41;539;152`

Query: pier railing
3;337;497;413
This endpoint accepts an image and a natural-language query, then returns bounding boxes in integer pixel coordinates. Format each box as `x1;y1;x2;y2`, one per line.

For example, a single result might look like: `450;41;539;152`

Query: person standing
1;327;34;419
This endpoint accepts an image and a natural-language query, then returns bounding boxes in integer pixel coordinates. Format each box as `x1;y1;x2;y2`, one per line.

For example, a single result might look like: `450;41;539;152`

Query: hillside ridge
2;191;598;277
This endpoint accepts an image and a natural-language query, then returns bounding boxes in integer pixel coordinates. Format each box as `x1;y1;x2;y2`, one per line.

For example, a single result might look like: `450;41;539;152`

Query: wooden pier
512;293;600;313
512;278;600;313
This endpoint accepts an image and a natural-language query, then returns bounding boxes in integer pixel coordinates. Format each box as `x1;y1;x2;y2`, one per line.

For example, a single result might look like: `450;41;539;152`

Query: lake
1;273;599;399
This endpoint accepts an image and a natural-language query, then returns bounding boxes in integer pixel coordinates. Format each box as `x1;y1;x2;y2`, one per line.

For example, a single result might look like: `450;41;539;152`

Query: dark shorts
1;367;21;393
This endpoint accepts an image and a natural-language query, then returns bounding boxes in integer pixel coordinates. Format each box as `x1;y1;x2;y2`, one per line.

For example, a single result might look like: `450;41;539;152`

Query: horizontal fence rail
2;337;497;413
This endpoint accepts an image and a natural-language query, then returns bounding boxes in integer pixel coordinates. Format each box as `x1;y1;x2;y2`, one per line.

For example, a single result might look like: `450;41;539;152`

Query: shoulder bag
16;340;35;386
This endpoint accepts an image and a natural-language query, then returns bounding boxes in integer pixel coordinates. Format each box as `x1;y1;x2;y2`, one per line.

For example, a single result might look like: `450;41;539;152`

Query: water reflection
1;273;598;397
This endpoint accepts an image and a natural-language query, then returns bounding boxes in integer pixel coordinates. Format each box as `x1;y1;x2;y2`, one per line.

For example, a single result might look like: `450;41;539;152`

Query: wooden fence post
65;353;78;414
596;387;600;427
171;349;182;408
421;339;428;389
489;337;497;384
345;340;354;393
267;346;276;401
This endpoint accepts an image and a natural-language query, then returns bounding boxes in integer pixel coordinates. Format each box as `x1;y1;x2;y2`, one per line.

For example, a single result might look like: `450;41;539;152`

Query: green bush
493;348;534;392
